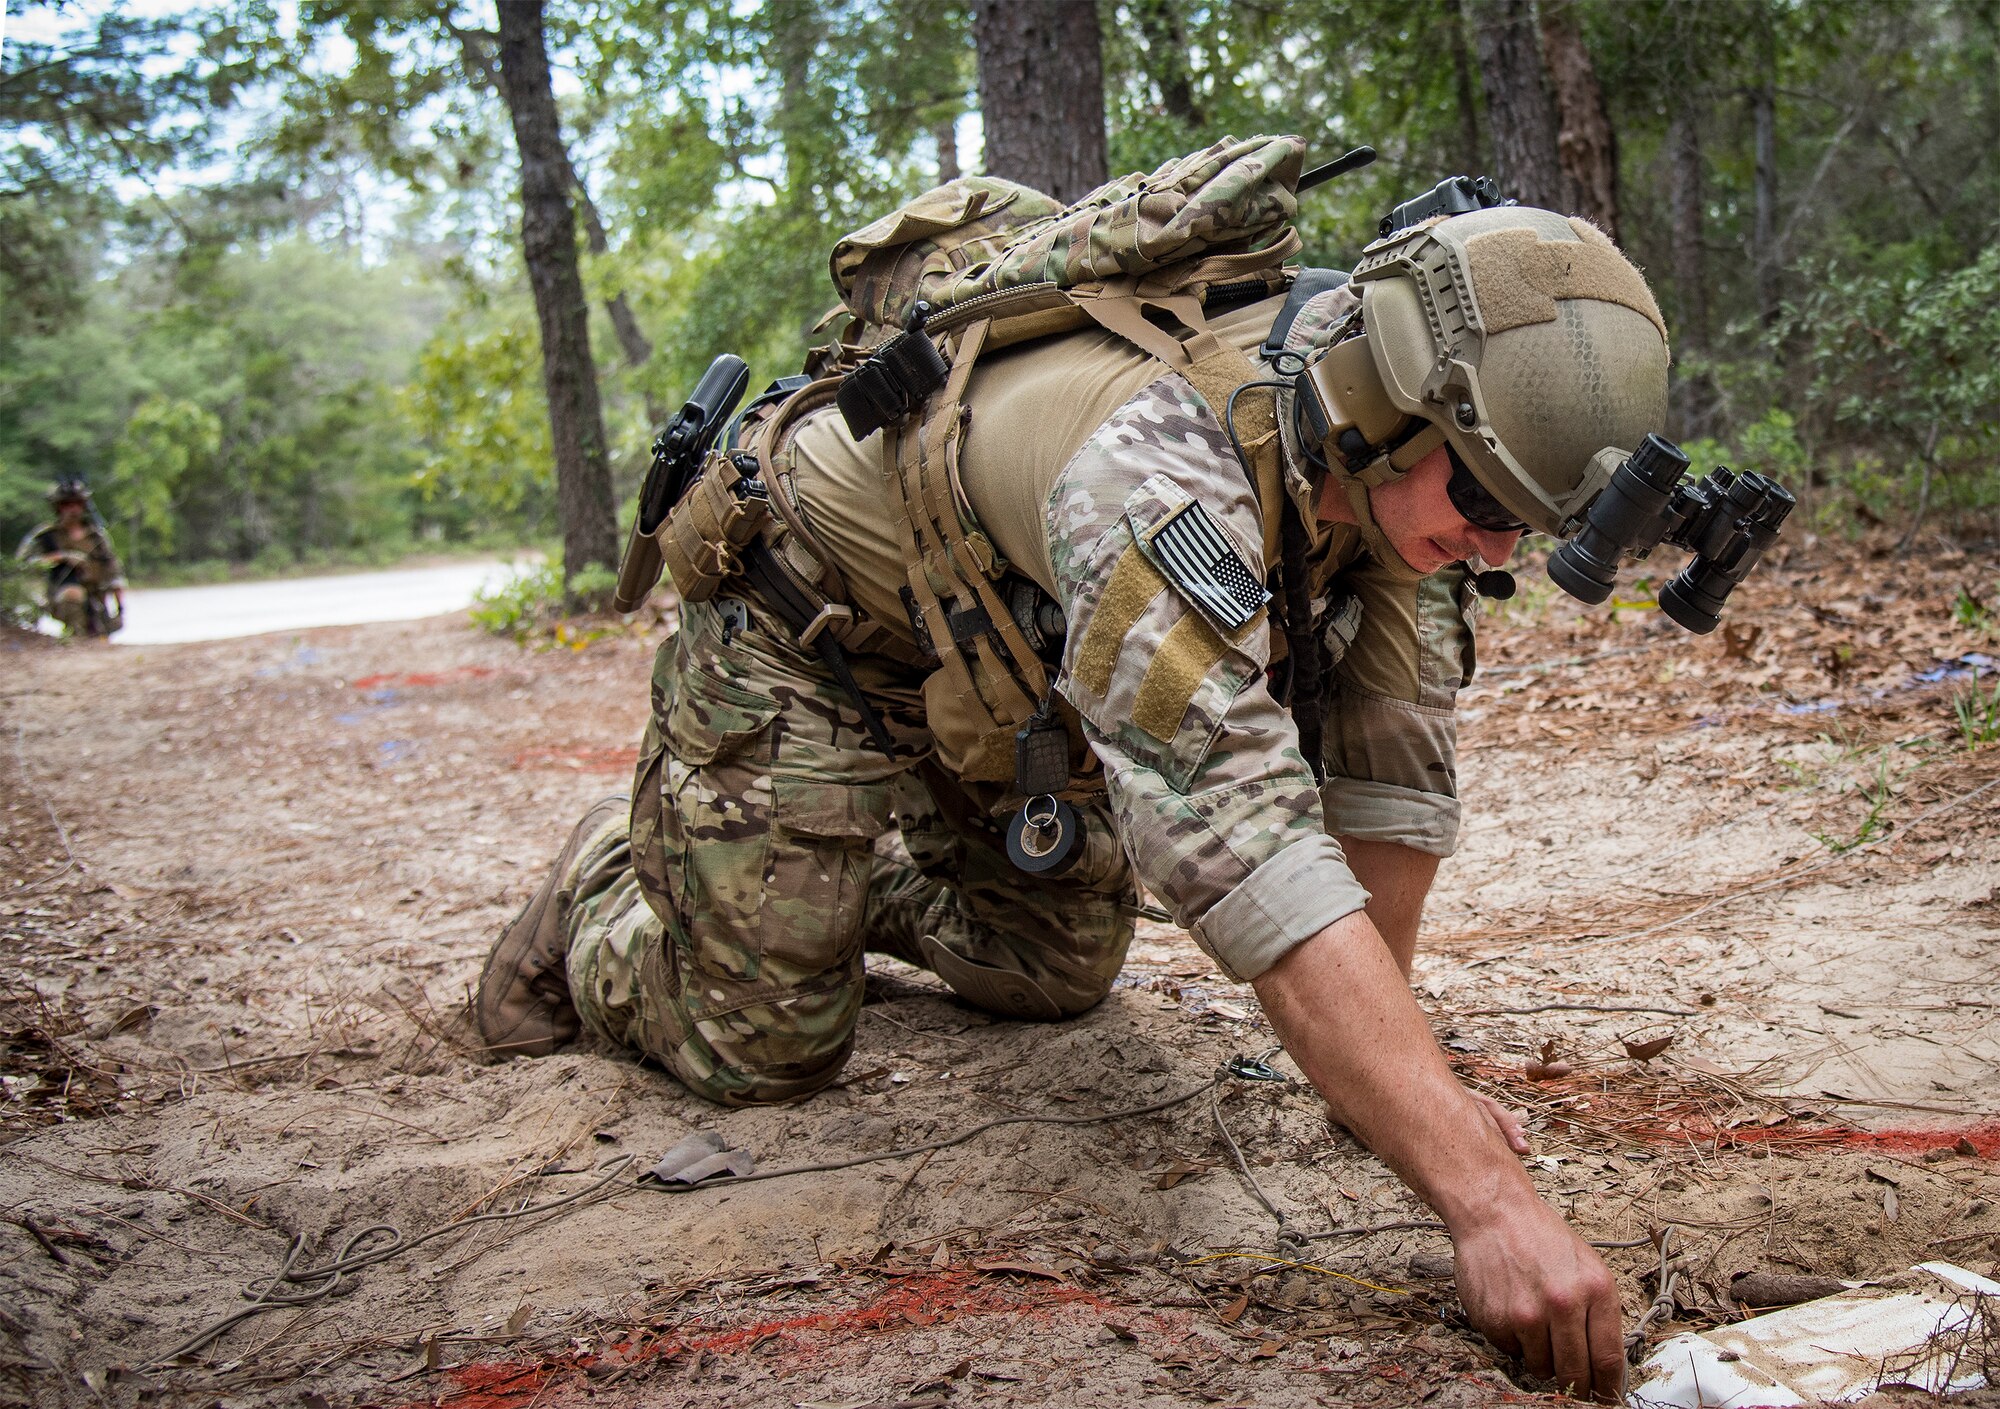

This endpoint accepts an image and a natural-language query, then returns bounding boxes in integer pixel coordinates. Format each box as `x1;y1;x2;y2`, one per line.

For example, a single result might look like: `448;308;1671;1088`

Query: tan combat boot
474;794;631;1059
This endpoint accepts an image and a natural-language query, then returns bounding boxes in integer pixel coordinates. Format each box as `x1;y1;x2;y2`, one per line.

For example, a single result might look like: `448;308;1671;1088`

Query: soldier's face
56;501;85;525
1366;445;1523;574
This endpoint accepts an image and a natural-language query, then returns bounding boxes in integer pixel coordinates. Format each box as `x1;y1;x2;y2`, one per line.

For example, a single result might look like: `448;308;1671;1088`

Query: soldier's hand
1451;1196;1625;1402
1469;1090;1531;1156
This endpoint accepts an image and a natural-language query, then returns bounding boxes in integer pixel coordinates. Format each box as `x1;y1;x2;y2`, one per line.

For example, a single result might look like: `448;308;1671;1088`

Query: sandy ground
2;545;1998;1408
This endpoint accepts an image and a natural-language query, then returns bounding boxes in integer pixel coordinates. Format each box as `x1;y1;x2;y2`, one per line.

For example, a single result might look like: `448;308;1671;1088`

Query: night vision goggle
1293;350;1794;634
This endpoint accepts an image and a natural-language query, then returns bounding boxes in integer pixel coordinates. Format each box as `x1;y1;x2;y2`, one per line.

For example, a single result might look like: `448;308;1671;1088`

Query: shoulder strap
1261;267;1351;360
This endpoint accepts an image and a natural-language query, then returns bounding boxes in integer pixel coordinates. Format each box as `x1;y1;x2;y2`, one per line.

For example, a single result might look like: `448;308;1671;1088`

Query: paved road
107;559;537;646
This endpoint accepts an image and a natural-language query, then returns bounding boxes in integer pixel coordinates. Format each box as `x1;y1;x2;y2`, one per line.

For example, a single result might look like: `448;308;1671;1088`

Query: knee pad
919;935;1078;1021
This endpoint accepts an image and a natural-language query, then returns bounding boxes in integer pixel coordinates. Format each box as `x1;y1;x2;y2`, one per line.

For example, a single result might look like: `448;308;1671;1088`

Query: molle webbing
884;317;1053;781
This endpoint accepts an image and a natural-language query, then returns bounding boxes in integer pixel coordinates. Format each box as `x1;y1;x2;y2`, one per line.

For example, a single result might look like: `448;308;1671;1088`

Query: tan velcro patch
1074;546;1167;698
1463;222;1667;341
1133;611;1229;742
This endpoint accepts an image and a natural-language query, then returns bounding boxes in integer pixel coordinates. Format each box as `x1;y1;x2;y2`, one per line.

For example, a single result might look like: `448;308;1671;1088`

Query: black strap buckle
835;302;949;440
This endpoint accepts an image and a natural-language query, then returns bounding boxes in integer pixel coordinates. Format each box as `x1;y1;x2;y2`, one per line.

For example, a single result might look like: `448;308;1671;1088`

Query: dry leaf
1730;1271;1846;1308
506;1303;534;1335
108;1004;156;1034
1883;1186;1899;1223
973;1259;1067;1282
1524;1059;1573;1081
1623;1033;1674;1062
1154;1160;1204;1190
1721;623;1763;660
1218;1292;1249;1324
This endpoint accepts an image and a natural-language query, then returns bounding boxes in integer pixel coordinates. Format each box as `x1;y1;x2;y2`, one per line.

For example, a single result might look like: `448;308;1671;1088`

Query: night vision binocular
1547;434;1795;634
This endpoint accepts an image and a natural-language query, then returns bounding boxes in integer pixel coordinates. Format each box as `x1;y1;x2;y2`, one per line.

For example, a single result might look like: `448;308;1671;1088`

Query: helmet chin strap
1301;403;1443;584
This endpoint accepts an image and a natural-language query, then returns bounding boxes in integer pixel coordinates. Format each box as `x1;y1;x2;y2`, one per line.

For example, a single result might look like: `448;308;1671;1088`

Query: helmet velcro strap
1462;223;1667;342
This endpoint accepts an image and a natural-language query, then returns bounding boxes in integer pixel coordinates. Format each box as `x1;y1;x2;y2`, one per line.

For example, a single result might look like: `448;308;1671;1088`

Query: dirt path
2;549;1997;1408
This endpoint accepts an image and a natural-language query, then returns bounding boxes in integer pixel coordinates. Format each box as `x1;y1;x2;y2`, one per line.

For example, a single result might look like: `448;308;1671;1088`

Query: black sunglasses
1444;446;1528;533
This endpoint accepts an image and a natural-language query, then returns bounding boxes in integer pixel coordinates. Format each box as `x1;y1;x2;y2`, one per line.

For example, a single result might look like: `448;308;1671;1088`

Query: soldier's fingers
1473;1092;1532;1155
1588;1286;1628;1403
1551;1302;1594;1400
1518;1322;1555;1383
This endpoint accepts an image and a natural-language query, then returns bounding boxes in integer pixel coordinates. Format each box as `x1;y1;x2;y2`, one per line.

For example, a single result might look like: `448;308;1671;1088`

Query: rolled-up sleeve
1044;374;1371;981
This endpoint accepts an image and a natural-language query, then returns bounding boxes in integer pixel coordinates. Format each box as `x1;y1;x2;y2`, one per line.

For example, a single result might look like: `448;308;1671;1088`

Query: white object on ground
110;559;538;645
1629;1262;1998;1407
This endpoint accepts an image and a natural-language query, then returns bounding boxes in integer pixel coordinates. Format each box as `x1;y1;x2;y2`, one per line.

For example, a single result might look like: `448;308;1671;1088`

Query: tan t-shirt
787;294;1288;637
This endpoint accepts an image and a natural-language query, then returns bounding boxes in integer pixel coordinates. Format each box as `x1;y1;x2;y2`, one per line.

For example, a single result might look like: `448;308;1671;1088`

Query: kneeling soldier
18;478;125;638
478;157;1745;1401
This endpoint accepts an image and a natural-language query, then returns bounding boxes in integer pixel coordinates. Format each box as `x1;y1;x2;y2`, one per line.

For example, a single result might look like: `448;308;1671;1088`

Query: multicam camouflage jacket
791;286;1478;983
17;520;125;591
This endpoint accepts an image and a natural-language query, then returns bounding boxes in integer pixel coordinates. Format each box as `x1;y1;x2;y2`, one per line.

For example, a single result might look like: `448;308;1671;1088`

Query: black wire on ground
147;1155;638;1369
637;1077;1221;1193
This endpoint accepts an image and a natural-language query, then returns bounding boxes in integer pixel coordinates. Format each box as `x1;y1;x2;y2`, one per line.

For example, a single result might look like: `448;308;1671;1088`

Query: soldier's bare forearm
1335;836;1438;975
1251;909;1525;1230
1251;913;1626;1401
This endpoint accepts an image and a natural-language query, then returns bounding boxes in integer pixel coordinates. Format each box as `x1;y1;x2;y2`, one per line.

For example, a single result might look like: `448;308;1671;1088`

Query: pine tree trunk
1539;0;1619;240
935;117;960;184
1468;0;1568;211
972;0;1108;202
1751;20;1780;328
1135;0;1202;129
495;0;618;600
562;151;663;428
1445;0;1484;176
1667;103;1709;350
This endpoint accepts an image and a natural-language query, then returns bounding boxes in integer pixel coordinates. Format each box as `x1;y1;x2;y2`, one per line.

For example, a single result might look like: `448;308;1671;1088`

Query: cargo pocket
651;662;783;980
762;772;895;973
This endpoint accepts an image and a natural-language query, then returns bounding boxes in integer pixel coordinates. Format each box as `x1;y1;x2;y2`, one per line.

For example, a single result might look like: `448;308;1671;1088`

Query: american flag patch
1145;502;1271;630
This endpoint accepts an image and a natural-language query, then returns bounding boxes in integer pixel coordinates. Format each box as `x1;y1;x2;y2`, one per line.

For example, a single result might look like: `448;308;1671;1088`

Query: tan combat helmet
1321;206;1670;538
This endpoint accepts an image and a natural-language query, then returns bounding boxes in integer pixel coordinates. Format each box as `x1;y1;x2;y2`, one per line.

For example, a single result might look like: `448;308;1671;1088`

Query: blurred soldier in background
17;477;125;638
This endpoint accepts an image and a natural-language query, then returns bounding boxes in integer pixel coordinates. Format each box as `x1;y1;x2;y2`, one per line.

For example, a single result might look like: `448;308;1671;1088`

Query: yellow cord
1180;1250;1410;1297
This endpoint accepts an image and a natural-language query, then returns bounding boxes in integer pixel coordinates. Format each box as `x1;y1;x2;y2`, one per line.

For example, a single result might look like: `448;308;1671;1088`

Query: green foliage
1811;748;1905;854
402;307;557;528
1952;674;2000;750
469;559;567;639
1786;243;2000;531
111;398;222;566
0;552;42;631
1953;581;1998;637
14;0;2000;579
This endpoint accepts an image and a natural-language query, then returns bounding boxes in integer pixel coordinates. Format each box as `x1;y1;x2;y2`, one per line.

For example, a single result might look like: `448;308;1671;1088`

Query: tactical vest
659;137;1332;799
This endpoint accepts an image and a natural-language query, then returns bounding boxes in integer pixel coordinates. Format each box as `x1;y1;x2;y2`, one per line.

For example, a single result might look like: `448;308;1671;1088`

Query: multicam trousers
563;596;1137;1106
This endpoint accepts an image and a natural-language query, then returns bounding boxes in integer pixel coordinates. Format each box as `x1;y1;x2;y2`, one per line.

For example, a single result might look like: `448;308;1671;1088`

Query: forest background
6;0;2000;600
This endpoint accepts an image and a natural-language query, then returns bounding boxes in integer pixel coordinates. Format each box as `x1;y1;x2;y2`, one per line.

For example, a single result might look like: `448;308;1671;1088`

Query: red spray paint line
1726;1119;2000;1159
509;744;639;774
400;1269;1104;1409
351;666;496;689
